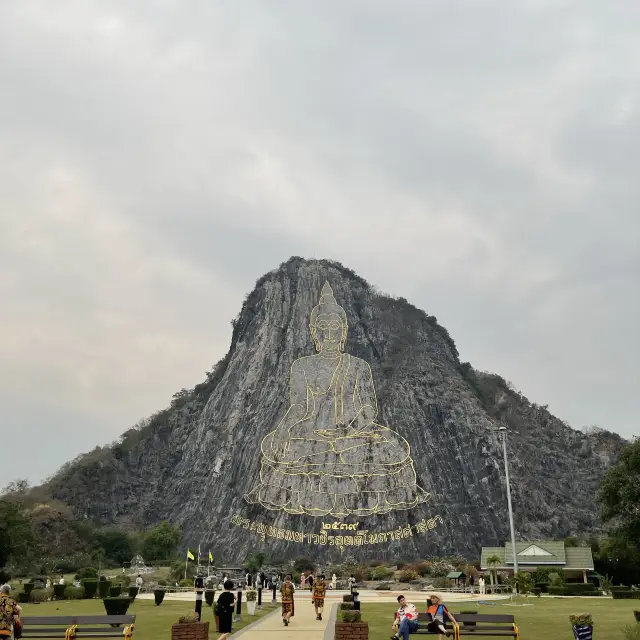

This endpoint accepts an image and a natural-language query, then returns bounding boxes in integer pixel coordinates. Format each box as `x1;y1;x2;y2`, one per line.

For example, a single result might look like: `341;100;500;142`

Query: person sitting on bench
426;594;456;637
391;595;418;640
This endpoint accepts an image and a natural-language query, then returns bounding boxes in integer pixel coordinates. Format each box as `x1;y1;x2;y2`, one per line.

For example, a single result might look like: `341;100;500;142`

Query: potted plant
335;609;368;640
569;613;593;640
171;612;209;640
246;588;258;615
634;610;640;623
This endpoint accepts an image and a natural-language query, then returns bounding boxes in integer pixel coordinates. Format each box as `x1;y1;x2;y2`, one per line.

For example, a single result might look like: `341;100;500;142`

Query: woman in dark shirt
216;580;236;640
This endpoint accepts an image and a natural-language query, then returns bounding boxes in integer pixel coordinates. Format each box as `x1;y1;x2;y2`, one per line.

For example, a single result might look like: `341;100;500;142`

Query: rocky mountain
43;257;625;563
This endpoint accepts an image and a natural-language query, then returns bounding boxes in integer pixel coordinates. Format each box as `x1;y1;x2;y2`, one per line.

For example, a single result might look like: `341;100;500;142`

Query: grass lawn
362;597;640;640
20;596;278;639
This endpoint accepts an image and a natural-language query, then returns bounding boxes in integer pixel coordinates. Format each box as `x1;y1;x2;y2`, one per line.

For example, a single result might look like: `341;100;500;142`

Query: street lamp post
499;426;518;587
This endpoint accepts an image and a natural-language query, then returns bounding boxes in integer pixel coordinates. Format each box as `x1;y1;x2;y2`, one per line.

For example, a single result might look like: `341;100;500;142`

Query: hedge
205;590;215;606
128;586;139;600
154;589;166;606
103;597;132;616
109;585;122;598
23;583;35;596
53;584;66;600
612;591;640;600
83;579;98;599
339;602;353;610
340;610;362;623
548;586;569;596
17;592;29;603
343;594;354;602
98;580;111;599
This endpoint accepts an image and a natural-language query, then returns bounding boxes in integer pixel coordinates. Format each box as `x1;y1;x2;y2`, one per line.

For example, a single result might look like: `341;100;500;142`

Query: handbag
13;619;23;639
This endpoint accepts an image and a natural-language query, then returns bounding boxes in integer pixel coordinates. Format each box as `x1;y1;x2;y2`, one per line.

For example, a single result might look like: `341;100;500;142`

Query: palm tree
486;555;502;587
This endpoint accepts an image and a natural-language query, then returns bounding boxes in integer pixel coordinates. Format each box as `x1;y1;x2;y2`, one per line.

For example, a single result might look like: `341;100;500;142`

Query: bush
53;584;66;600
548;572;564;586
343;594;354;602
17;592;29;603
98;580;111;598
548;586;570;596
205;590;215;606
340;610;362;623
154;589;166;605
128;586;139;600
179;579;192;588
103;597;132;616
245;589;257;602
109;585;122;597
65;586;85;600
119;575;132;587
75;567;98;581
621;623;640;640
178;613;199;624
398;570;419;583
373;566;395;581
157;579;168;587
30;589;51;603
532;587;541;597
566;583;597;594
569;613;593;627
83;579;98;599
339;602;353;610
23;582;35;595
414;561;431;577
375;583;391;590
612;591;640;600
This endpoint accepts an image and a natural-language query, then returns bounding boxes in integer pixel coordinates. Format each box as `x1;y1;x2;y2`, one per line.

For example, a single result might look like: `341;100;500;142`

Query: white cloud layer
1;0;639;486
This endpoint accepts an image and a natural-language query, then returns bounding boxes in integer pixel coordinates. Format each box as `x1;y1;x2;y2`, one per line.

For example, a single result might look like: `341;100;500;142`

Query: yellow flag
187;549;195;561
208;551;214;564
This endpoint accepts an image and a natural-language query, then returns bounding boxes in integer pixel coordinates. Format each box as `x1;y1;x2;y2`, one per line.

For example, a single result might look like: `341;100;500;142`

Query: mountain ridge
42;257;626;561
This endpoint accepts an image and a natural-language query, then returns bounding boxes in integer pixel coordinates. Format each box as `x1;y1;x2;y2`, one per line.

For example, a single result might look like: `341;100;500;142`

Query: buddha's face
313;313;346;352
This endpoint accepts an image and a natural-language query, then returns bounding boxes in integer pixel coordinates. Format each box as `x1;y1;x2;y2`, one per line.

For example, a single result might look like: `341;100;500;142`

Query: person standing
331;573;337;590
469;574;475;593
280;575;295;626
307;573;314;596
58;575;65;585
478;576;485;595
312;574;326;621
216;580;236;640
135;574;143;589
0;584;21;640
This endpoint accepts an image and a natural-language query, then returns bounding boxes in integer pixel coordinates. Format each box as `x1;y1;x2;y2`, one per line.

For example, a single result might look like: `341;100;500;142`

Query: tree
294;557;315;573
564;536;579;548
486;555;502;586
96;529;137;566
596;437;640;547
142;521;181;562
0;499;38;567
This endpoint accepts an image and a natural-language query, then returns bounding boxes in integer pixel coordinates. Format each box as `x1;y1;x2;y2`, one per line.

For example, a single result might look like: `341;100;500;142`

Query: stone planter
247;601;257;615
171;621;209;640
572;625;593;640
335;621;368;640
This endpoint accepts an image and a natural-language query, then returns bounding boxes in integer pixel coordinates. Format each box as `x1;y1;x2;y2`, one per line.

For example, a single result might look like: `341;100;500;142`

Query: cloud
1;0;639;486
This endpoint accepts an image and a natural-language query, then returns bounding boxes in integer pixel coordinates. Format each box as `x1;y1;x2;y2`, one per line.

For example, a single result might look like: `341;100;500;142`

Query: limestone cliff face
45;257;625;562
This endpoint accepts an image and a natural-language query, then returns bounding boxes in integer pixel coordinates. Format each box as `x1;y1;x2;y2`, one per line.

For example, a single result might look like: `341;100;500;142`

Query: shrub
30;589;51;603
83;579;98;599
109;585;122;597
179;578;192;588
569;613;593;627
548;572;564;586
119;575;132;587
103;597;132;616
75;567;98;581
339;602;353;610
621;624;640;640
157;579;168;587
373;566;395;581
566;583;596;594
398;570;419;583
205;590;215;606
53;584;66;600
245;589;257;602
65;586;85;600
23;582;35;595
375;583;391;590
154;589;166;605
548;586;570;596
343;594;354;602
612;591;640;600
340;610;362;623
128;586;139;600
98;580;111;598
532;587;541;597
178;613;199;624
414;561;431;577
17;592;29;603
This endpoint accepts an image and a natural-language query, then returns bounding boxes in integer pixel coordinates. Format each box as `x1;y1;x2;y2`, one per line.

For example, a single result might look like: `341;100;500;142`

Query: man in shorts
391;595;418;640
426;594;457;637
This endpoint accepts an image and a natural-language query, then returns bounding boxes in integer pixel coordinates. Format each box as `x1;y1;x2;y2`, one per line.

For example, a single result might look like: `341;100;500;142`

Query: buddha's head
310;282;348;355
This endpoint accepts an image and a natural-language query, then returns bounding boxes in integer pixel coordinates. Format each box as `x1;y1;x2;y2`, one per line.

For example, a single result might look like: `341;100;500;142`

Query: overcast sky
1;1;639;488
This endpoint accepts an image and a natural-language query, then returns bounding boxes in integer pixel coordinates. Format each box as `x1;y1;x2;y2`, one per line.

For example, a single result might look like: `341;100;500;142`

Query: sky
1;1;639;488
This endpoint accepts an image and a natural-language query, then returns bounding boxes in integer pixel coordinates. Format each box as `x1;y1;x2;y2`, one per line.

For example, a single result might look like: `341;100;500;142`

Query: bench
410;613;519;639
21;615;135;638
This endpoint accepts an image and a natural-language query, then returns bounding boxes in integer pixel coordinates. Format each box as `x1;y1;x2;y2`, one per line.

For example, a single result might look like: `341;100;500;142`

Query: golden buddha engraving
244;282;430;517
